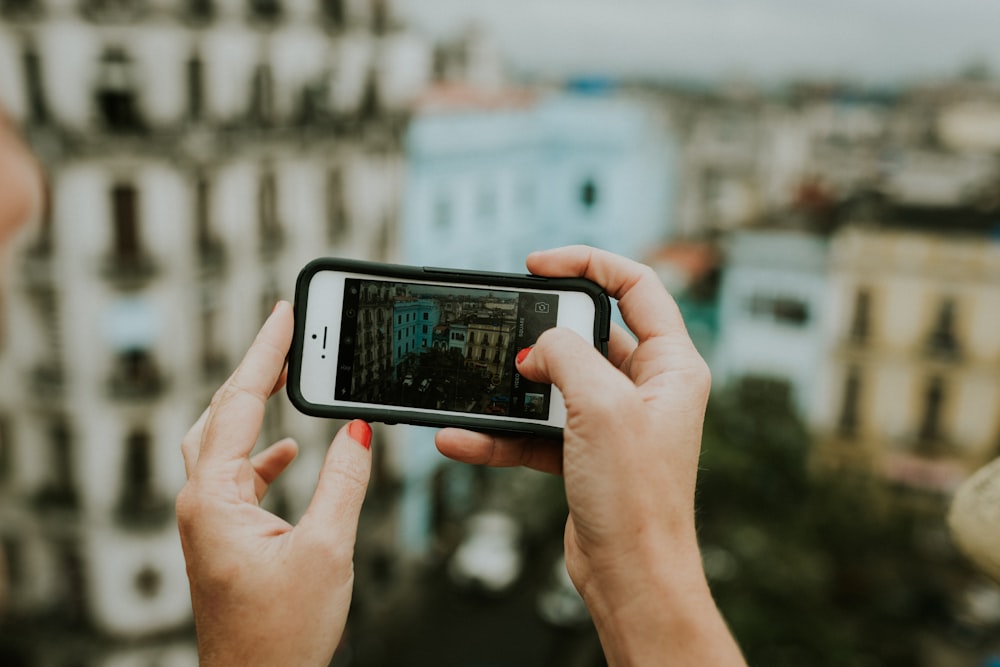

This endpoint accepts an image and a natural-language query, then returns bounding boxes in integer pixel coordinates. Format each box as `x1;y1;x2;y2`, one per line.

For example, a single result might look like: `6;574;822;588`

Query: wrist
575;537;744;667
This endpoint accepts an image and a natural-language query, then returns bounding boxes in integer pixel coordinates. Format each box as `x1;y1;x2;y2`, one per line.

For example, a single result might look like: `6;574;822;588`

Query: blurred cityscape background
2;0;1000;665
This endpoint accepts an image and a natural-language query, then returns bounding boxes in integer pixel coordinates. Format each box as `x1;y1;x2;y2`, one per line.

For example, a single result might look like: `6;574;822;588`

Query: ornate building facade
0;0;430;662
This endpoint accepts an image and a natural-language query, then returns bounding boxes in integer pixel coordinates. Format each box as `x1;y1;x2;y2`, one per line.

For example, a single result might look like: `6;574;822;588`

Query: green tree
696;387;971;667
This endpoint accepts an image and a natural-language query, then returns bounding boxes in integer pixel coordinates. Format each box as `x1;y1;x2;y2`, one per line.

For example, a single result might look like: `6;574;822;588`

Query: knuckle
174;484;200;527
332;454;371;493
301;528;355;567
683;353;712;398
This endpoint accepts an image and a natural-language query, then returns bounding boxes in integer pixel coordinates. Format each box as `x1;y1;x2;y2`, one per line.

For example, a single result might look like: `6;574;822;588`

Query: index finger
526;245;687;343
197;301;294;470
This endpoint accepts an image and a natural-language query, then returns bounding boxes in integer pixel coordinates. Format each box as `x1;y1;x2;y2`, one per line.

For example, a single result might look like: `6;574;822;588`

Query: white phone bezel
298;269;598;429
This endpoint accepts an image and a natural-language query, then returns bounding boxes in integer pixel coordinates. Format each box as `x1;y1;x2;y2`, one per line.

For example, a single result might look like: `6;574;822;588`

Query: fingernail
348;419;372;450
516;346;533;365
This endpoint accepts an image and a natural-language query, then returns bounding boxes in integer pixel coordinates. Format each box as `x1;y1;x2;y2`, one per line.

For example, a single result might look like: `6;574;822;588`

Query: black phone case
286;258;612;439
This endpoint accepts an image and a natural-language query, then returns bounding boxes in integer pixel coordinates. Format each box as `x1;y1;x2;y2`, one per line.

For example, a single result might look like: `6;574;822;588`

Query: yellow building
815;218;1000;497
464;316;516;386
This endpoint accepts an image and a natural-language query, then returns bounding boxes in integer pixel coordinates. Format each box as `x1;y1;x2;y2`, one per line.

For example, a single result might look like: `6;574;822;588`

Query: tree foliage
696;388;973;667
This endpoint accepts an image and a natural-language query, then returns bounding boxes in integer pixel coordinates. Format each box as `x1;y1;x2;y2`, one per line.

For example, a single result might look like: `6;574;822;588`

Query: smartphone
286;258;611;438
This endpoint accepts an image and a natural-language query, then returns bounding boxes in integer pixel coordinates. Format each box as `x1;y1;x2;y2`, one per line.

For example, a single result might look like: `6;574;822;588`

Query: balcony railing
0;0;40;19
30;362;65;399
106;358;167;402
197;237;228;277
115;491;173;530
924;332;961;362
100;253;158;290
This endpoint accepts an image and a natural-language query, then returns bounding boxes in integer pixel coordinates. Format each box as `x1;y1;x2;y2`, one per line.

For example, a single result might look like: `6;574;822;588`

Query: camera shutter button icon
534;303;550;314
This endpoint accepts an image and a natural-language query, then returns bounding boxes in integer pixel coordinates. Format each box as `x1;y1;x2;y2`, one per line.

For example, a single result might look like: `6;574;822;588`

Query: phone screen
334;278;558;420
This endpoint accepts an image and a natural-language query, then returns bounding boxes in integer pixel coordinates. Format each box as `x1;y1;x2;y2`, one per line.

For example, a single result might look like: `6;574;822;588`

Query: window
111;182;141;261
258;166;283;251
96;47;143;131
837;366;861;438
39;417;77;509
120;429;153;506
250;62;274;124
423;312;429;320
773;298;809;326
358;67;380;120
134;565;162;598
372;0;389;34
580;179;598;210
187;52;204;120
188;0;213;20
22;43;48;124
249;0;280;21
423;325;428;334
926;297;960;358
111;349;161;396
1;0;39;18
917;376;945;445
194;170;213;251
849;287;871;343
326;167;349;244
748;294;810;327
322;0;344;27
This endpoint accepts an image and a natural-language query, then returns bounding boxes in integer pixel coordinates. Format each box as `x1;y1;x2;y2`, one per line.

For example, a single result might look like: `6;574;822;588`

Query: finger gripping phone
286;258;611;438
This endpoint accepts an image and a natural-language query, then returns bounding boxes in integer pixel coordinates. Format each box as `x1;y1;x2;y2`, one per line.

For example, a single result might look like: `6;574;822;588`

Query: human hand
176;301;373;667
436;246;744;665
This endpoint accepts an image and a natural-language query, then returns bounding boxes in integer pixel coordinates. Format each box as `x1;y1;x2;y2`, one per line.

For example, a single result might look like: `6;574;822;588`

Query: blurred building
713;228;831;419
0;0;430;661
392;80;678;558
814;208;1000;503
673;90;889;238
705;79;1000;502
403;81;676;269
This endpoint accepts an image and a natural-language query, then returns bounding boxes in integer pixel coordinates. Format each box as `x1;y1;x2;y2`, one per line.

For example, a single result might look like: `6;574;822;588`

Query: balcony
30;362;64;399
106;350;167;402
20;241;54;289
0;0;40;20
33;483;80;515
258;224;285;260
197;237;228;278
186;0;212;23
115;490;173;531
81;0;144;21
248;0;280;22
100;253;159;290
924;331;961;363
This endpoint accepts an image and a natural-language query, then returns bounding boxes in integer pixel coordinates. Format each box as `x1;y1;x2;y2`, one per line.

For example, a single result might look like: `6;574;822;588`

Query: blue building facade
392;298;441;375
402;87;677;273
393;85;678;557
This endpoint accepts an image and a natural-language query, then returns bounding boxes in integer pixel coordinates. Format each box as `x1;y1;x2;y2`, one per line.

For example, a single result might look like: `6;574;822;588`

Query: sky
398;0;1000;85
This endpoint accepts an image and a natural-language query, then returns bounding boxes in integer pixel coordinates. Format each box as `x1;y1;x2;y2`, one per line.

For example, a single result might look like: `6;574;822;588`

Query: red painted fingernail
348;419;372;450
516;346;533;365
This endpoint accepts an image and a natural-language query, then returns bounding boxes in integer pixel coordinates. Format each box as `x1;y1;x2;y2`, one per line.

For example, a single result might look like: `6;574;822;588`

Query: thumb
517;328;632;412
299;420;373;540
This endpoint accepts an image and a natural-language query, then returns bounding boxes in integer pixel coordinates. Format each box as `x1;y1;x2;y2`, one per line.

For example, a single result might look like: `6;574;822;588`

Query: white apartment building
713;227;832;421
0;0;430;661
